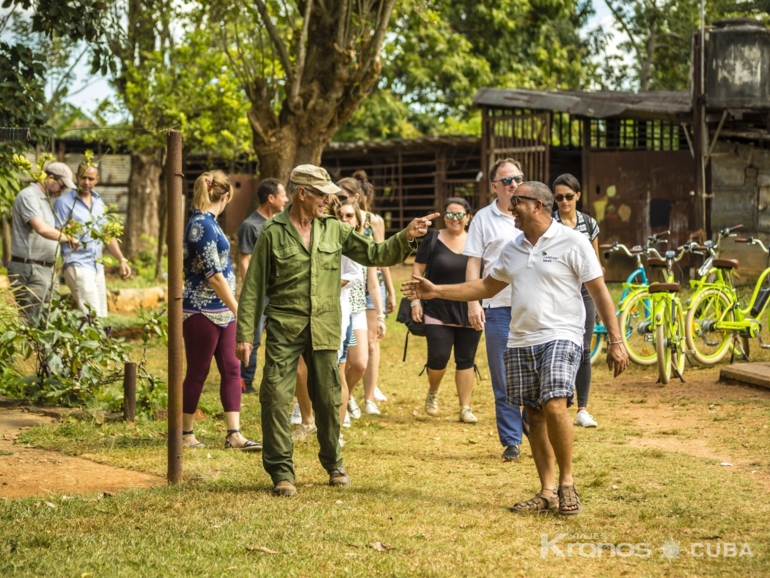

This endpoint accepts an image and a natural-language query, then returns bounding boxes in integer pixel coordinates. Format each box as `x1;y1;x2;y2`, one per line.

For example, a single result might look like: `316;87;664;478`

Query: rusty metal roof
325;134;480;153
473;88;692;120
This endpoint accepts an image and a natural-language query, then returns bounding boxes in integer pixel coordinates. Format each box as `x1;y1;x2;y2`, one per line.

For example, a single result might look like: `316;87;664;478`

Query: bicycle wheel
685;288;735;365
619;291;657;365
656;321;672;384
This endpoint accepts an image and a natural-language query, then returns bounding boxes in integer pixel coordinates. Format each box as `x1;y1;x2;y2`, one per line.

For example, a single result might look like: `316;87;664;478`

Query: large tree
213;0;397;180
336;0;596;140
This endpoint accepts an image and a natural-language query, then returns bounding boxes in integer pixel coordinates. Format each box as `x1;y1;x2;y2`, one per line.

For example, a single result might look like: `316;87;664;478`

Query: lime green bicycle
620;246;689;383
685;236;770;363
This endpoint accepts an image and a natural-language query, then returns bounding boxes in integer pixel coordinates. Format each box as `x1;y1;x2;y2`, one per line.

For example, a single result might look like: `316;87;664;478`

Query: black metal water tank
705;18;770;110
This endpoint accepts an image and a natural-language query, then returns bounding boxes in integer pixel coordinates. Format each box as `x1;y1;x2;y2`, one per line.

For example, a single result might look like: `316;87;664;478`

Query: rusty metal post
166;130;184;484
123;362;136;422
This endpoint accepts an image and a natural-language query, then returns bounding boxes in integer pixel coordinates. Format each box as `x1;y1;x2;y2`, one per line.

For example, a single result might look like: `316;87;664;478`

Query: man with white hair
9;162;78;323
237;164;438;497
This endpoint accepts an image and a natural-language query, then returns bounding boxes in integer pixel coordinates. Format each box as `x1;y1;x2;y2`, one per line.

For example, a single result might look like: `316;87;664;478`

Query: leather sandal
558;484;582;516
224;429;262;452
182;430;204;448
509;490;558;513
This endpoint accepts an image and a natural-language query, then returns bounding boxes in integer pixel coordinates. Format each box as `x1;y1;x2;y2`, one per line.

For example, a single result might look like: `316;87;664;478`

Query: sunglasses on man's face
445;211;466;220
555;193;576;202
493;175;524;186
509;195;540;207
306;188;330;202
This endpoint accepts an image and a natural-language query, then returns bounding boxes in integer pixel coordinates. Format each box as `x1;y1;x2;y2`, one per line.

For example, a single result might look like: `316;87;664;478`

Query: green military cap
290;164;341;195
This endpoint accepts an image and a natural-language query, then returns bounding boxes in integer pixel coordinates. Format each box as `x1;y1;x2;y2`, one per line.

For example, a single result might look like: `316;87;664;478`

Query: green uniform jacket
237;207;415;350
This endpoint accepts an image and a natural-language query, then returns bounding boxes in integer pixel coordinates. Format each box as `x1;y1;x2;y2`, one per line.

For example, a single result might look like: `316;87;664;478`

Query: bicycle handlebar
735;237;770;253
644;245;689;264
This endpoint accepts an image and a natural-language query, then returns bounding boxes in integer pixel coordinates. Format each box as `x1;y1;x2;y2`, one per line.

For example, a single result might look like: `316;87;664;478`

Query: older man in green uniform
237;165;438;496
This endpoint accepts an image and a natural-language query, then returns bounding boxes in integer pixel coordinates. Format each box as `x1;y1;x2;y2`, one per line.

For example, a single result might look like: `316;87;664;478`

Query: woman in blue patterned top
182;170;261;451
552;173;601;430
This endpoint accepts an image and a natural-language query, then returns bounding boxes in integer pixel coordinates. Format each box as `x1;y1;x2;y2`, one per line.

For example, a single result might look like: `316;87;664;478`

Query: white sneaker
364;400;381;415
347;396;361;419
373;386;388;402
342;412;351;428
574;409;598;428
424;390;439;417
290;402;302;425
459;406;478;424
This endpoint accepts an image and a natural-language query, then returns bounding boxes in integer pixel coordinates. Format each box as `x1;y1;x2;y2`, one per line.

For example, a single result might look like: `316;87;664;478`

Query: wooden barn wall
583;149;697;281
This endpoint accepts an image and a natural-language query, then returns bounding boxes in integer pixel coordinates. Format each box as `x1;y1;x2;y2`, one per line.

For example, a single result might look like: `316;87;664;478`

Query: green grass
2;266;770;575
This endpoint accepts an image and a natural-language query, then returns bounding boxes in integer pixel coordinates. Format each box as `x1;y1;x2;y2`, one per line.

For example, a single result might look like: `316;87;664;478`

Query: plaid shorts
503;340;581;409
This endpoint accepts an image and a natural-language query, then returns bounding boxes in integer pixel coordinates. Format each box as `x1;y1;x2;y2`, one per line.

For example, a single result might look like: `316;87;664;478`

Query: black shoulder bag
396;230;439;361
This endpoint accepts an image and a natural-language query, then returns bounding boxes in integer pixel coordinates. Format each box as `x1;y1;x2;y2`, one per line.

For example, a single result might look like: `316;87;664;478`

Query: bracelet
377;314;386;320
410;300;421;308
609;340;623;345
120;257;129;263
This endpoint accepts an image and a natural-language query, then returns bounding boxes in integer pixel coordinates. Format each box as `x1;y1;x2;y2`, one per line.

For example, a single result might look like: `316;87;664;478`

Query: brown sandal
509;490;558;513
558;484;582;516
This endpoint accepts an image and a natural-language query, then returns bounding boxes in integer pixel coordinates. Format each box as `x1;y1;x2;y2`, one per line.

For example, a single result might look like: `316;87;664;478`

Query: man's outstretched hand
405;213;441;241
401;274;440;301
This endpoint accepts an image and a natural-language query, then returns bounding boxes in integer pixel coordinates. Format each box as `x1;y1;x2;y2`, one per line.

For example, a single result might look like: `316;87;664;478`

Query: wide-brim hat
44;162;76;190
290;164;341;195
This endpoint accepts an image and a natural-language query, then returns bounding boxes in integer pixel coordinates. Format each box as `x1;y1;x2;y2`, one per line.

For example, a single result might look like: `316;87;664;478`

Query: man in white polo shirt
464;158;524;461
403;181;627;516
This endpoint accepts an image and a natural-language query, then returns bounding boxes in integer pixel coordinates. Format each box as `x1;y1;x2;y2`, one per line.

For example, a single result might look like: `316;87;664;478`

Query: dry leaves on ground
246;546;281;554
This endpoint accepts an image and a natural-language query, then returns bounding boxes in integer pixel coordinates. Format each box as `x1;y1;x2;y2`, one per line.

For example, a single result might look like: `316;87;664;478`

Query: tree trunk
639;21;658;92
124;149;162;257
250;108;335;180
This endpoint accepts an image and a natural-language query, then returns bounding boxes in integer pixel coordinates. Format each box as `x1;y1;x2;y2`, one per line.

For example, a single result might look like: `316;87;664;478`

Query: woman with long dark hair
412;197;482;423
552;173;601;428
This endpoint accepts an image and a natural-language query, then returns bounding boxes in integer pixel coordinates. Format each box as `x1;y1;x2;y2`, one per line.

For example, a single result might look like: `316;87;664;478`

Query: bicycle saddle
648;283;680;293
712;258;739;269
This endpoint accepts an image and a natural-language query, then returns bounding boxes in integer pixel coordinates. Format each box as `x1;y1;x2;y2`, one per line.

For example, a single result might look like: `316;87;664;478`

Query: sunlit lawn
2;266;769;576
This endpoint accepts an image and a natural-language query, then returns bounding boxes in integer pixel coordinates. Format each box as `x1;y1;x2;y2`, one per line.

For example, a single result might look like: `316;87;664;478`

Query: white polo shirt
463;199;520;308
489;219;603;348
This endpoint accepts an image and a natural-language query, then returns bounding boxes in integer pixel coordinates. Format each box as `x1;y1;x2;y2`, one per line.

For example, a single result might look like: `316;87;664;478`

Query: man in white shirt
464;158;524;461
404;181;627;516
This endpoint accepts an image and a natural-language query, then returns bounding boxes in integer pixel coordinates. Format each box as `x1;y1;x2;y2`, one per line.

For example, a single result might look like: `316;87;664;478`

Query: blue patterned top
183;210;236;326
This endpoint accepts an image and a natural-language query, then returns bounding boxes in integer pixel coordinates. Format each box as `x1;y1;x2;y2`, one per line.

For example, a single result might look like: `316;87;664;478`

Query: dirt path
600;371;770;491
0;408;162;499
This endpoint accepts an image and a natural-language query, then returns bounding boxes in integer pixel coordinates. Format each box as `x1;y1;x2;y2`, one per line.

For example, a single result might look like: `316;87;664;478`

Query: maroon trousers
182;314;241;414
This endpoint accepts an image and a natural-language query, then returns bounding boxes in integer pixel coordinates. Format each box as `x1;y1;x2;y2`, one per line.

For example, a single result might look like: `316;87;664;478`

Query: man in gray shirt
9;162;78;324
236;178;288;393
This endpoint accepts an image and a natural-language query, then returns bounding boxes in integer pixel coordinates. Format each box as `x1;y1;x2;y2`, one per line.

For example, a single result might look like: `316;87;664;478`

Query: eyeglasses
306;188;330;201
337;194;349;202
493;175;524;186
509;195;540;206
445;211;467;220
555;193;576;202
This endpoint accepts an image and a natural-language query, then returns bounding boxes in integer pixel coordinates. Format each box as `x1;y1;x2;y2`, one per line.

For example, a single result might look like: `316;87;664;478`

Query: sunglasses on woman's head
445;211;466;220
493;175;525;186
337;194;349;202
555;193;576;202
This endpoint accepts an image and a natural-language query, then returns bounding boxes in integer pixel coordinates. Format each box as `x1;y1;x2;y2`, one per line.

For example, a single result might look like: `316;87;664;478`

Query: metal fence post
167;130;184;484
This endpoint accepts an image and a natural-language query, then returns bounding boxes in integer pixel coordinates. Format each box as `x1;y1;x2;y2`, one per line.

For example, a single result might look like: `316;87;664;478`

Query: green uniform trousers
259;322;342;484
